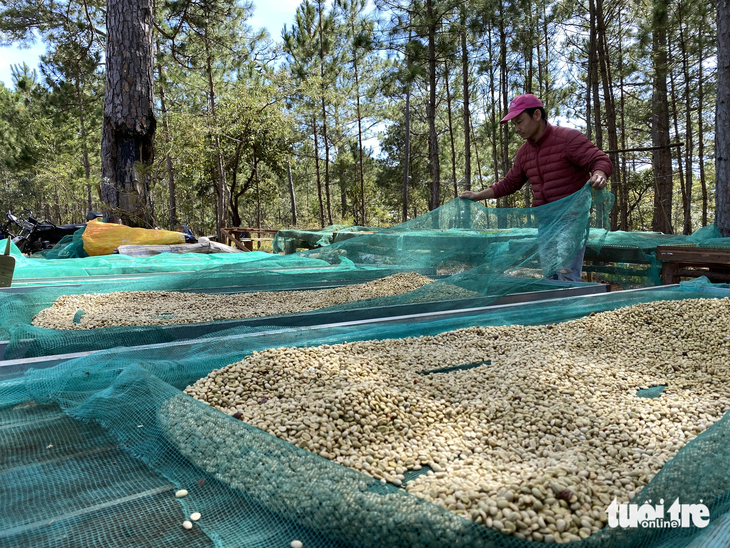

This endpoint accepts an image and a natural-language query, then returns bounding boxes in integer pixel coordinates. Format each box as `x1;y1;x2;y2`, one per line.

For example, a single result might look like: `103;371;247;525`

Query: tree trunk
228;150;242;228
488;28;499;188
676;7;694;234
445;65;458;197
402;86;411;222
312;115;325;228
320;108;332;225
669;39;687;233
101;0;156;227
460;12;471;190
317;4;333;225
717;0;730;236
77;79;93;213
254;152;261;231
537;2;550;107
426;0;441;210
542;2;550;106
350;18;366;226
618;8;628;230
156;39;177;230
499;5;510;210
53;180;60;224
334;104;347;218
523;20;534;209
698;6;708;226
203;27;227;237
586;2;593;142
288;161;297;226
525;11;534;94
651;0;673;233
403;27;412;223
470;116;485;198
589;0;602;150
596;0;618;229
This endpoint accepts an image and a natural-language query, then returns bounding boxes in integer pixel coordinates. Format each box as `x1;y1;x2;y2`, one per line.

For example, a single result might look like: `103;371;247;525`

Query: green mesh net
35;228;89;260
273;225;382;254
2;279;730;547
2;186;730;547
1;185;608;359
1;185;727;361
582;224;725;287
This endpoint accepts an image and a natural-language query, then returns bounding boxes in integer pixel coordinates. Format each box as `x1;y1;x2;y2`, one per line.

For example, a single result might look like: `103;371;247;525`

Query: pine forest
1;0;729;238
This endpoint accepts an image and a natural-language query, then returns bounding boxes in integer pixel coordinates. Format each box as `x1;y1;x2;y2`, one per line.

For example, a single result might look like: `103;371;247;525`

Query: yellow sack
82;219;187;256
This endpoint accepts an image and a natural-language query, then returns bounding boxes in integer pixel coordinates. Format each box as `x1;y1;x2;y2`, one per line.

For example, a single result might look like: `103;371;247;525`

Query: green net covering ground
38;228;89;259
2;278;730;548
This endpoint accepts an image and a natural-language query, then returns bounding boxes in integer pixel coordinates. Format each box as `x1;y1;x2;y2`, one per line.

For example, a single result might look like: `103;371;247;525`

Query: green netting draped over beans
275;194;726;292
0;261;411;359
1;185;727;361
7;183;606;281
2;278;730;548
1;238;334;279
2;185;730;547
4;186;725;288
0;185;608;359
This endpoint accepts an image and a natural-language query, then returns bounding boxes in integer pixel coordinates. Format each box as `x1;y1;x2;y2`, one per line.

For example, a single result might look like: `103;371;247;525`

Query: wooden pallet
656;246;730;284
221;227;278;252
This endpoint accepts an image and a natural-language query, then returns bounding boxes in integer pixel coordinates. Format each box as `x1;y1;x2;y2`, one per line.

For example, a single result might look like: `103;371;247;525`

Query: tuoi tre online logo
606;498;710;528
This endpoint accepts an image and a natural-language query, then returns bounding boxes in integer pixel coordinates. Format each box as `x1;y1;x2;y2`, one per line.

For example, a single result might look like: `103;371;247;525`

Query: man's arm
460;187;495;201
460;153;527;201
566;131;613;189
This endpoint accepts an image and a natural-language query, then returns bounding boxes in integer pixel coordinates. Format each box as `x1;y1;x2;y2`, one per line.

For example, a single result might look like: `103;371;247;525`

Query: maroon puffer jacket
490;123;613;206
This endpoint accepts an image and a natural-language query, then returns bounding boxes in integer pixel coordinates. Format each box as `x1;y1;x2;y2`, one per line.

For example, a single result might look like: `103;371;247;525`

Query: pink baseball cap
500;94;544;123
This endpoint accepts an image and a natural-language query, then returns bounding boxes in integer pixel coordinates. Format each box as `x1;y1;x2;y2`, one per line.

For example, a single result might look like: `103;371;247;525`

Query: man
459;94;612;281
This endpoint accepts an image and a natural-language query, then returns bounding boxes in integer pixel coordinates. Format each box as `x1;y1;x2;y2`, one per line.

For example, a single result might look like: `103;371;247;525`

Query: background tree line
0;0;727;238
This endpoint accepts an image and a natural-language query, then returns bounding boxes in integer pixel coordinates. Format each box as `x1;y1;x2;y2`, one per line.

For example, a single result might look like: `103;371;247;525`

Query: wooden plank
656;246;730;266
224;227;279;234
0;256;15;287
0;239;14;287
661;262;730;284
661;262;680;285
220;228;251;252
238;237;275;252
674;268;730;282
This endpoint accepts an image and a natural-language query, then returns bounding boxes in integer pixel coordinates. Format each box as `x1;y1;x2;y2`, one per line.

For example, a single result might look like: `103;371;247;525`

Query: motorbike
2;210;197;255
3;210;91;255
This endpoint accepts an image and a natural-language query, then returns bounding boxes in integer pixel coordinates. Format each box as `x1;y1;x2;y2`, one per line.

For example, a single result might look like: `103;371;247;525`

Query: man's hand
459;190;479;200
459;188;495;201
590;170;608;189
